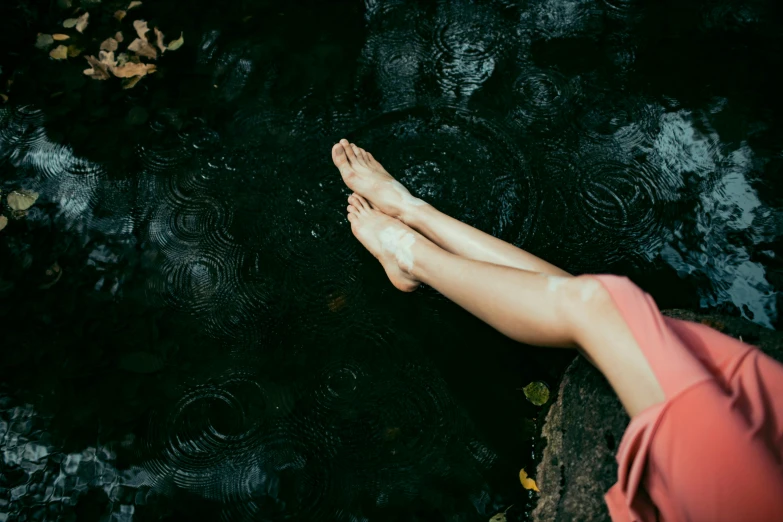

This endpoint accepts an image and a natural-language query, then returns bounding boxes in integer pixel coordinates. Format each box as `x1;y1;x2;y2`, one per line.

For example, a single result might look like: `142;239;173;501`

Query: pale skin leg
336;141;664;418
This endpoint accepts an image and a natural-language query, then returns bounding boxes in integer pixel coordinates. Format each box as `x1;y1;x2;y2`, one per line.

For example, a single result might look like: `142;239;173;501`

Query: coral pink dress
596;276;783;522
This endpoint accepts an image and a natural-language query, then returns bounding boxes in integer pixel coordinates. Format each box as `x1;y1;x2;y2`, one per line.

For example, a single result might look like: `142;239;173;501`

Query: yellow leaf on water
128;38;157;59
520;469;539;492
52;34;70;41
154;27;166;53
0;215;8;231
488;514;506;522
75;12;89;33
111;62;156;78
49;45;68;60
63;18;78;29
128;1;142;9
167;32;184;51
114;10;126;21
7;190;39;211
133;19;149;40
100;37;119;52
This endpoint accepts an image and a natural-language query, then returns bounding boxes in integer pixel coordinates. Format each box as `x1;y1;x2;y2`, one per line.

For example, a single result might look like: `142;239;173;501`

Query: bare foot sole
347;193;421;292
333;139;428;223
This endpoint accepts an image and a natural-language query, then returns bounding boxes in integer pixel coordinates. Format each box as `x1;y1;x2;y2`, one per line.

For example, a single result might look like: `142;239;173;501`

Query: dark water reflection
1;0;782;520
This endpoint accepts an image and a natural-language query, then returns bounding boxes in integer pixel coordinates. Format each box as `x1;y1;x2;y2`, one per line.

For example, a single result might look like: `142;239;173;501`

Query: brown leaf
100;37;119;52
114;10;127;21
75;12;89;33
52;34;70;41
115;31;124;43
122;76;144;89
133;19;149;40
49;45;69;60
111;62;156;78
167;33;184;51
83;54;112;80
0;215;7;232
67;45;82;58
128;1;143;9
116;52;130;66
154;27;166;53
519;469;539;492
128;38;157;59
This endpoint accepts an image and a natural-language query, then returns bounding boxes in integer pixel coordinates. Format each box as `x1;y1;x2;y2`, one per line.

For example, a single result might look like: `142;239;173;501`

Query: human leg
346;194;664;417
334;140;570;276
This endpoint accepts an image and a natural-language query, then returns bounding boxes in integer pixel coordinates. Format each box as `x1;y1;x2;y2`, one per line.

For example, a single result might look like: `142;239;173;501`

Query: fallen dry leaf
35;34;54;49
116;52;130;66
167;33;184;51
128;38;157;59
328;294;347;312
488;505;514;522
75;12;90;33
7;190;39;211
133;19;149;40
112;62;156;78
519;469;539;492
154;27;166;53
0;93;8;103
115;31;124;43
63;18;78;29
128;1;143;9
100;37;119;52
49;45;68;60
67;45;82;58
114;10;127;21
0;215;7;231
83;52;114;80
53;34;70;41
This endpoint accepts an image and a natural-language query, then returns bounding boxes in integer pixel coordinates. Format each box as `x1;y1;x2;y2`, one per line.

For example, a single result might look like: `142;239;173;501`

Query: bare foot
346;193;421;292
332;139;428;222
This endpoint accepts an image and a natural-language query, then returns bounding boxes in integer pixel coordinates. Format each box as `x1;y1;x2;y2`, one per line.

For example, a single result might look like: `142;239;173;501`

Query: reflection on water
2;0;782;520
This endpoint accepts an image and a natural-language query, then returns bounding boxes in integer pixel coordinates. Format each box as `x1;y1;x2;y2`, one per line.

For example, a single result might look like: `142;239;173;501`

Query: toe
347;204;358;214
340;139;357;163
354;194;371;210
347;213;358;225
332;142;348;166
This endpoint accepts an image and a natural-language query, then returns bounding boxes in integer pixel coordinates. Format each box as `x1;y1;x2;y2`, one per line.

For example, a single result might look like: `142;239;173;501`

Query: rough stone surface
532;309;783;522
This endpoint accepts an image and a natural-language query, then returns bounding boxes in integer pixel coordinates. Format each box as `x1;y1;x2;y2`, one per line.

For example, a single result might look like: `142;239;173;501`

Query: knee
556;275;614;327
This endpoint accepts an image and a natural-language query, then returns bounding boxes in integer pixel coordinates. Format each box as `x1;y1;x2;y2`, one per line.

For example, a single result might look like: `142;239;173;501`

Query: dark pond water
2;0;783;520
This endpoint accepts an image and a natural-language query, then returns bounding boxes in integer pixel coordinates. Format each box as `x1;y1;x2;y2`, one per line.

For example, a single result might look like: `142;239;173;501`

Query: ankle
399;202;434;228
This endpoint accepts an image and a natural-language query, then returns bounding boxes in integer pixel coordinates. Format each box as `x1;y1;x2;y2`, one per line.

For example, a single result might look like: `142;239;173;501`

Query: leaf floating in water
122;76;144;89
50;44;69;60
67;45;82;58
112;61;156;78
75;12;90;33
118;352;164;373
0;93;7;103
83;52;114;80
115;31;124;43
328;294;347;312
7;190;39;211
63;18;78;29
114;10;127;21
154;27;166;53
128;1;142;9
35;33;54;49
53;34;70;41
520;469;539;492
167;33;184;51
0;216;7;232
521;381;550;406
128;20;157;59
100;37;119;52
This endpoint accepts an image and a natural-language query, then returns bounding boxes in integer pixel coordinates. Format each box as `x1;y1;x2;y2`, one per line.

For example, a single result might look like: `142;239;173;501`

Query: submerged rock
532;309;783;522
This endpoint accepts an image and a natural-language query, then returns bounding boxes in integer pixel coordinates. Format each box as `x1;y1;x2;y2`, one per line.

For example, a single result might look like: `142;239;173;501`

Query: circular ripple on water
508;66;579;133
0;105;48;153
353;108;537;245
426;6;512;96
574;94;662;150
